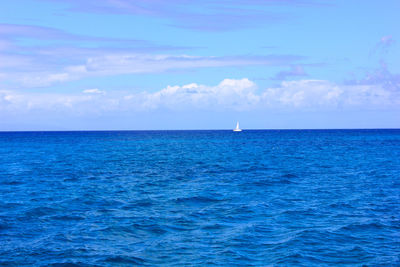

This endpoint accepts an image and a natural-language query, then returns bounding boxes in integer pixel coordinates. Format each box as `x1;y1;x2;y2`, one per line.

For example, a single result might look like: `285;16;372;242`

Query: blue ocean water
0;130;399;266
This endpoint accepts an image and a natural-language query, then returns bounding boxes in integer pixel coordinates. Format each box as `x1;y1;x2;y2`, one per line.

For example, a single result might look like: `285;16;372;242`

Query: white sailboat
233;121;242;132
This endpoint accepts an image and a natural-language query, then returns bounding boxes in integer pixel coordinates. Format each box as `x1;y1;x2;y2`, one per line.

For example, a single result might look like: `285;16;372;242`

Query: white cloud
1;78;399;115
262;80;342;108
83;88;105;94
262;79;400;109
1;52;299;87
139;78;259;110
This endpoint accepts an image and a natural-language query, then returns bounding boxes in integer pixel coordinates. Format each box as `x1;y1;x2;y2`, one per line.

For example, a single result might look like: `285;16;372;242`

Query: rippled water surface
1;130;399;266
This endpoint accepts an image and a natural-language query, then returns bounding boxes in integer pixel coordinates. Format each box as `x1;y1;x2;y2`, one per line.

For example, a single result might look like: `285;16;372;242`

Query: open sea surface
0;130;399;266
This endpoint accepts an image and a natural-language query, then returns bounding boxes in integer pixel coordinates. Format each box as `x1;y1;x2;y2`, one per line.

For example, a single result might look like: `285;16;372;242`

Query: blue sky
0;0;399;130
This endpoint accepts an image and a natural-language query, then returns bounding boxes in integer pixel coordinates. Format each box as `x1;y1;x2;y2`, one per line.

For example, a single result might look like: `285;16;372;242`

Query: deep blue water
0;130;399;266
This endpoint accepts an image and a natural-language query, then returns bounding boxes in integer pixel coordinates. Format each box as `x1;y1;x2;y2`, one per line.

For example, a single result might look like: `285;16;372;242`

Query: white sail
233;121;242;132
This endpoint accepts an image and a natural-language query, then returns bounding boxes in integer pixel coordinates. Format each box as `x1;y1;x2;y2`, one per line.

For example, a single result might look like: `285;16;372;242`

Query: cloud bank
1;47;302;88
0;22;304;88
1;78;399;116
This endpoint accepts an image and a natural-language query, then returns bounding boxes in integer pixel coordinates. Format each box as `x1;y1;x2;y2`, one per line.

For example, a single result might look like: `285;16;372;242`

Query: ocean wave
103;256;147;265
174;196;223;205
1;130;399;265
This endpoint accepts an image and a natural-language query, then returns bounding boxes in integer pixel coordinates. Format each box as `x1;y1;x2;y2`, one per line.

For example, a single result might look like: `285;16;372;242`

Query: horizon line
0;128;399;133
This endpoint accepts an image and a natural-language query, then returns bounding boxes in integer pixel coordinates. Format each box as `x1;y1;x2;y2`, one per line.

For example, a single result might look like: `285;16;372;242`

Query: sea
0;130;399;266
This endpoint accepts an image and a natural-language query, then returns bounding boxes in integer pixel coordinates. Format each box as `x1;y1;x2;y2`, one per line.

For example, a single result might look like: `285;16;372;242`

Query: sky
0;0;399;130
